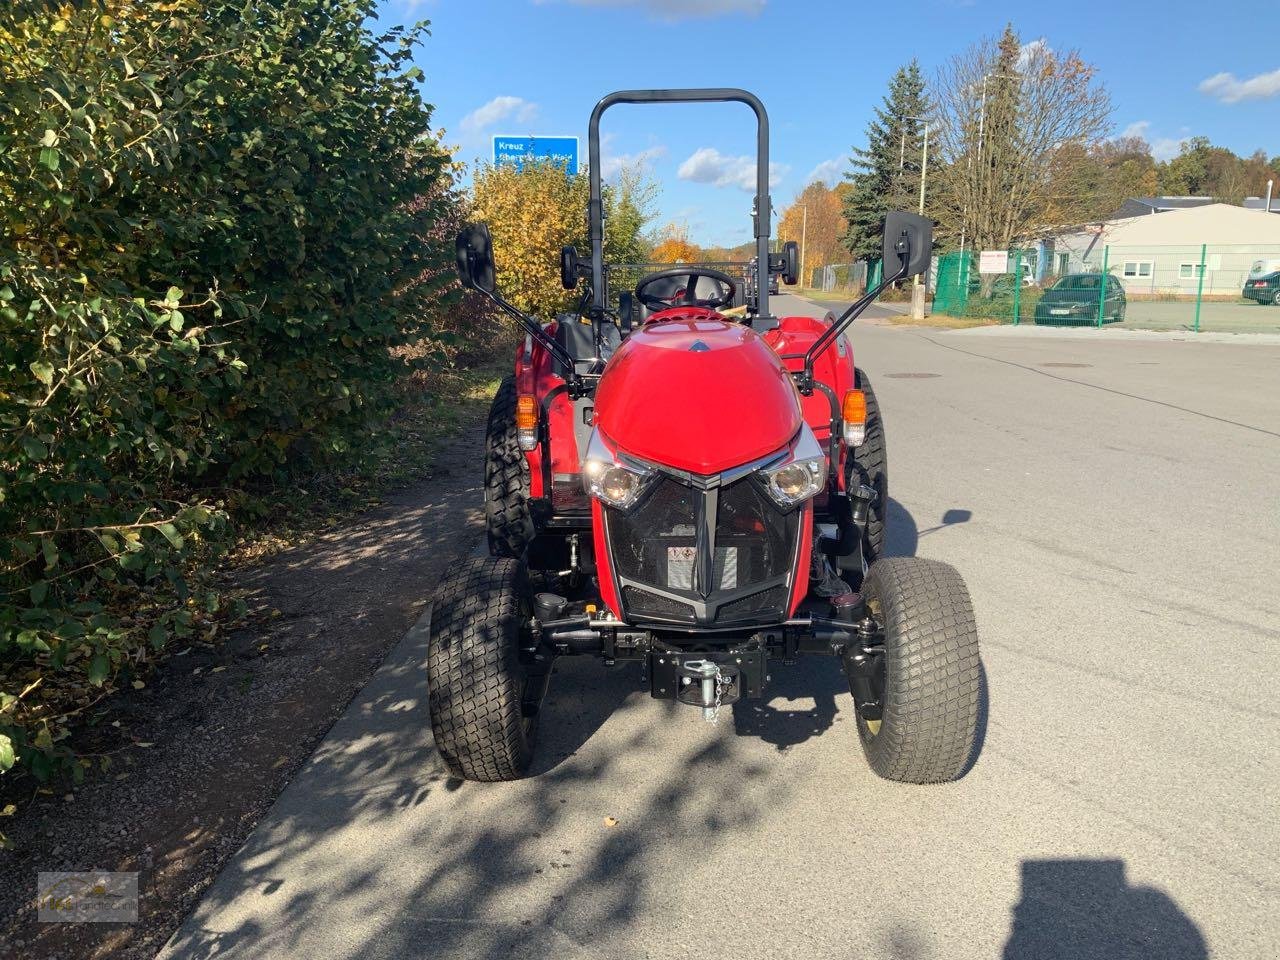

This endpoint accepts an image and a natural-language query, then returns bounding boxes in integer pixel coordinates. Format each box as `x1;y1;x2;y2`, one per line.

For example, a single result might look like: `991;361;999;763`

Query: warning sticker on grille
667;547;696;590
666;546;738;591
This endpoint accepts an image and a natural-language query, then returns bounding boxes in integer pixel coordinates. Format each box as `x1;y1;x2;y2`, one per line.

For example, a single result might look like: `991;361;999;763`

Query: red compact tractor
431;89;980;784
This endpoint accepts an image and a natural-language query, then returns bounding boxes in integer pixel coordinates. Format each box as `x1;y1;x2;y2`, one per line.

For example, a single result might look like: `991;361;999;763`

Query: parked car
1034;273;1126;325
1242;263;1280;306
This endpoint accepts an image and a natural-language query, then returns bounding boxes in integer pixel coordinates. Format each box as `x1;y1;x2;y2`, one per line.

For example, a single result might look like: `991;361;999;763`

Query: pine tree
841;60;930;259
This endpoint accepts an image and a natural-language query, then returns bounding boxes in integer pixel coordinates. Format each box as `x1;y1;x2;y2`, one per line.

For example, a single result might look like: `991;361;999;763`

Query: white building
1046;203;1280;296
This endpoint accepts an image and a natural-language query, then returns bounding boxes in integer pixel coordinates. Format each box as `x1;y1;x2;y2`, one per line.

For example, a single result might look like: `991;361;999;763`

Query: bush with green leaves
0;0;459;785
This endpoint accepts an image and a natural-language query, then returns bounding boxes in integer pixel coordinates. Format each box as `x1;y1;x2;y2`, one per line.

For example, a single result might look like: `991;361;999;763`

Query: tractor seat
553;315;621;378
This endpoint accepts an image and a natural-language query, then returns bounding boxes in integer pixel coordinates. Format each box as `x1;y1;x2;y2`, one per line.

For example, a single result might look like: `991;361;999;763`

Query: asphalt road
159;295;1280;960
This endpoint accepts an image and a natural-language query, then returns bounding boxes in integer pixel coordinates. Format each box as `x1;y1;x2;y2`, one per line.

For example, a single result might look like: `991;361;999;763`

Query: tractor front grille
622;586;695;623
713;586;789;625
714;477;797;590
607;476;697;588
604;473;799;626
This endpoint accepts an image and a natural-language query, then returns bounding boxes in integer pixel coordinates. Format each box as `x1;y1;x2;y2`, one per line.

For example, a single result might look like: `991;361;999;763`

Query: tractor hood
593;316;802;475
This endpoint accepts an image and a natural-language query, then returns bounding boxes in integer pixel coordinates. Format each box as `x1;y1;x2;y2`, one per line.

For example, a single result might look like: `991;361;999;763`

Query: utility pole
973;71;1019;255
901;116;930;319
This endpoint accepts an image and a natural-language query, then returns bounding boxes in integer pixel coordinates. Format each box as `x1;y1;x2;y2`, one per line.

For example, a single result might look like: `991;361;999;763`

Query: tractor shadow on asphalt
730;498;988;776
160;510;996;960
1002;858;1207;959
530;657;643;777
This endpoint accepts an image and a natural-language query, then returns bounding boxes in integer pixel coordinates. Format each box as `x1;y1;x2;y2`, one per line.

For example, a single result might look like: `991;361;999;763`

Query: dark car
1242;271;1280;306
1034;273;1126;325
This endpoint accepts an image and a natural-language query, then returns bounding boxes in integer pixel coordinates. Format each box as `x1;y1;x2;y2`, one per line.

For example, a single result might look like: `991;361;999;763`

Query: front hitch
676;659;738;722
648;645;766;720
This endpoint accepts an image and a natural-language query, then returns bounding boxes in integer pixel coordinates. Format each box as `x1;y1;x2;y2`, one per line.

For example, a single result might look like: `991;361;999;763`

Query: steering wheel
635;267;738;312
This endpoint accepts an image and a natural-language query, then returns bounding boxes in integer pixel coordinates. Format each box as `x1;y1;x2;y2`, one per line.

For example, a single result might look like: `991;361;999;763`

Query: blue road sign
492;135;579;175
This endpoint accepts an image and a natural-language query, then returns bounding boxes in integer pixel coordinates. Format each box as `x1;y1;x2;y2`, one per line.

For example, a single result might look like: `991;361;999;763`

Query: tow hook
677;659;736;723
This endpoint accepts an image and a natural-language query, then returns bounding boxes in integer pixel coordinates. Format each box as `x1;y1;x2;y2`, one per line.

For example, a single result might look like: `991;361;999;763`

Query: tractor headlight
583;430;654;509
762;457;825;507
585;460;652;509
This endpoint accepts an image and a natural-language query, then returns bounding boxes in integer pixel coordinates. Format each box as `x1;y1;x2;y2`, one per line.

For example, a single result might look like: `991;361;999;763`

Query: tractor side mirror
881;212;932;280
561;245;580;290
618;291;635;334
782;240;800;285
455;223;497;293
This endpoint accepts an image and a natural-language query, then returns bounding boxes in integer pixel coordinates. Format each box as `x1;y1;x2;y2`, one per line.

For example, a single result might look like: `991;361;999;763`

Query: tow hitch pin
683;660;721;722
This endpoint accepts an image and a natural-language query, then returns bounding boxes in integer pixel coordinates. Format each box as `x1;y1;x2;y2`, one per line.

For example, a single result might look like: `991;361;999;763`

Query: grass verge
887;313;1002;329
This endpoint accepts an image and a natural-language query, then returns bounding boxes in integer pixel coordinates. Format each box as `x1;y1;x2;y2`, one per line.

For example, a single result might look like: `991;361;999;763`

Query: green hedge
0;0;458;783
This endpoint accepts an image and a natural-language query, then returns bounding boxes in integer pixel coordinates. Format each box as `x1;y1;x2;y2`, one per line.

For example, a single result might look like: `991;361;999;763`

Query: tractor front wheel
485;376;535;559
427;556;542;781
842;367;888;569
850;557;981;784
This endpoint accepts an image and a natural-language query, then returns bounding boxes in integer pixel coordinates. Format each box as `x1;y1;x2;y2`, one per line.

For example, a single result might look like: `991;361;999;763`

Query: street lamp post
970;71;1019;257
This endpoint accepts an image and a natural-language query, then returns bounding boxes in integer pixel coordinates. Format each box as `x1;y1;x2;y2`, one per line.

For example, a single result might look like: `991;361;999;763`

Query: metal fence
932;245;1280;333
810;262;867;293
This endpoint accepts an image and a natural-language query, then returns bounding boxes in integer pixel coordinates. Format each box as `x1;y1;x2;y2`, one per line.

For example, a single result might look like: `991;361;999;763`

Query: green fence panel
1012;249;1023;324
933;251;971;316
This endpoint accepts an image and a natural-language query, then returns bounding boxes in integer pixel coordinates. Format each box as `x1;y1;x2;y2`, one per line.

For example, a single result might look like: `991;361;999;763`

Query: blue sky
378;0;1279;247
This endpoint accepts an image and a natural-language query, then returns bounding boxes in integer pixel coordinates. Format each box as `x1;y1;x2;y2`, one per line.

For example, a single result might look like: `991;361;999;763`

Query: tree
1156;138;1272;202
779;181;847;281
932;25;1112;253
841;60;930;259
470;160;658;319
1;0;456;782
471;160;591;320
650;222;701;263
603;163;659;265
1087;136;1159;213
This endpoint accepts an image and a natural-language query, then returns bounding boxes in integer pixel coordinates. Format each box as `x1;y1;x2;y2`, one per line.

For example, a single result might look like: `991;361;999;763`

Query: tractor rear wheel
843;367;888;566
427;556;541;781
851;557;980;784
485;376;535;558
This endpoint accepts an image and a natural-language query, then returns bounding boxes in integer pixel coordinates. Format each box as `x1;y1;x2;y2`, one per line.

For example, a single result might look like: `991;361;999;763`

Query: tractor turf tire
485;376;535;559
855;557;980;784
427;556;538;781
845;367;888;564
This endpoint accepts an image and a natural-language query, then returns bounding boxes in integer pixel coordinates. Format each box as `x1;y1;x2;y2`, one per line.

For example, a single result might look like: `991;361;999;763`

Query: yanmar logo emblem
688;340;710;352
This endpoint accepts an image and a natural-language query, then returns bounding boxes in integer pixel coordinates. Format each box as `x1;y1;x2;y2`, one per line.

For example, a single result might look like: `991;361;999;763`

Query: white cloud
460;96;538;135
677;147;787;190
806;157;845;187
600;144;667;179
536;0;765;20
1016;37;1051;71
1151;137;1188;162
1199;67;1280;103
1115;121;1186;161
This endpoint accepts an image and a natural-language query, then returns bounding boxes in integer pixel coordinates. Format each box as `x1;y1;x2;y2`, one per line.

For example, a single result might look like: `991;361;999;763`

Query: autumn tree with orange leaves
650;222;702;263
779;181;848;283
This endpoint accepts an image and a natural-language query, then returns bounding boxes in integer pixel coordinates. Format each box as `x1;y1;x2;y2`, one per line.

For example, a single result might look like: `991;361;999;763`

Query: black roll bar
588;89;772;318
